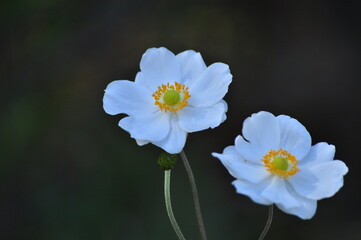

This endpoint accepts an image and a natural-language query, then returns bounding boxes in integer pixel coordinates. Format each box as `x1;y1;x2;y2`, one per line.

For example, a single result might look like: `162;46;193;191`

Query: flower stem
164;170;186;240
180;150;208;240
258;204;273;240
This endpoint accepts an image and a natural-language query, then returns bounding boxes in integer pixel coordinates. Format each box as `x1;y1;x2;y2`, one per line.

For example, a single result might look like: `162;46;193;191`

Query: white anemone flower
212;111;348;219
103;47;232;154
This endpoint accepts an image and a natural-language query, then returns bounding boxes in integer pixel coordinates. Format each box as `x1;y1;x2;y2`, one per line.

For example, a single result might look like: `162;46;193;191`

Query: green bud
163;90;180;106
157;152;177;170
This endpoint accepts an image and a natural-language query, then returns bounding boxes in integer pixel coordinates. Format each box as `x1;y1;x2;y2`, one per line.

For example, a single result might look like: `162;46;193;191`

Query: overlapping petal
187;63;232;108
236;111;280;161
234;136;264;165
213;146;270;184
135;139;149;146
153;115;187;154
299;142;336;167
299;160;348;200
176;50;206;85
232;179;272;205
220;100;228;123
277;115;311;160
118;111;170;142
140;47;181;92
178;100;227;132
103;80;154;115
261;177;301;209
287;168;318;199
276;195;317;220
134;71;150;90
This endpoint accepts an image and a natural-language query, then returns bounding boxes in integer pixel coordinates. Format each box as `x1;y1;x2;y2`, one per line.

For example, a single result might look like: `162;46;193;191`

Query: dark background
1;0;360;239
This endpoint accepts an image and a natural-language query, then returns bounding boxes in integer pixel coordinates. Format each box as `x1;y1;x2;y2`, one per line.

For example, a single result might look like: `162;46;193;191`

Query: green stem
180;150;208;240
258;204;273;240
164;170;186;240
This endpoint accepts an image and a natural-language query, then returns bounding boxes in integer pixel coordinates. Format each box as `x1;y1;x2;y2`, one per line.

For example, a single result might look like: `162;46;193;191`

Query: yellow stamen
152;82;190;112
261;148;299;178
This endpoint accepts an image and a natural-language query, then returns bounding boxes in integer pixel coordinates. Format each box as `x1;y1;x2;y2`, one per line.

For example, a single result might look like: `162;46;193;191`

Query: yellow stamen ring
261;148;299;178
152;82;190;112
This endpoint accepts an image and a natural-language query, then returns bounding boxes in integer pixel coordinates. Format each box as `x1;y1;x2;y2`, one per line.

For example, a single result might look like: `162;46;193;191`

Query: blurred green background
1;0;360;239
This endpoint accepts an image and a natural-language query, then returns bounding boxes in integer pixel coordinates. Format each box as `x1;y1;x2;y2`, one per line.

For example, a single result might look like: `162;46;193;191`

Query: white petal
118;111;170;142
220;100;228;122
288;143;348;200
139;47;181;92
135;139;149;146
276;196;317;220
232;179;273;205
103;80;153;115
302;160;348;200
237;111;280;160
299;142;336;167
288;168;318;199
177;100;227;133
134;71;148;88
261;177;301;209
234;135;264;165
212;146;270;184
176;50;207;84
187;63;232;108
152;115;187;154
276;115;311;160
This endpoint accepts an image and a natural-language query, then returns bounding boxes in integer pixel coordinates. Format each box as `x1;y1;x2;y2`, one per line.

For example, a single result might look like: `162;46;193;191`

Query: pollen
261;148;299;178
152;82;191;112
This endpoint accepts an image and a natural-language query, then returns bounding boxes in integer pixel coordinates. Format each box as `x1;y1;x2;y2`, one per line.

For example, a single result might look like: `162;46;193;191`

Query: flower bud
157;151;177;170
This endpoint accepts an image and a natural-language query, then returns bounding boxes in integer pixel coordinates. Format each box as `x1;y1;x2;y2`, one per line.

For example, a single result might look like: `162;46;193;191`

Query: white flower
103;47;232;154
212;111;348;219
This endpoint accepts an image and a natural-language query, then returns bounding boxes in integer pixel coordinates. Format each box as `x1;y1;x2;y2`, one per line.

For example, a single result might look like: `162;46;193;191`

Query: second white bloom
213;111;348;219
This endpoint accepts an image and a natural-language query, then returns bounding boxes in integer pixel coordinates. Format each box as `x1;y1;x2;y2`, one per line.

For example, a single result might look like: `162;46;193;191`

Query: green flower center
163;89;180;106
262;149;299;178
272;156;289;171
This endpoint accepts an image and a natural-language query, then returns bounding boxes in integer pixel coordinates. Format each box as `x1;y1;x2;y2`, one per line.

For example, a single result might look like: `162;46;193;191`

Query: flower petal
135;139;149;146
220;100;228;123
299;142;336;167
178;100;227;132
212;146;271;184
176;50;207;85
234;136;264;165
276;115;311;160
276;196;317;220
187;63;232;108
232;179;273;205
237;111;280;161
103;80;153;115
288;168;318;199
261;177;301;209
134;71;148;88
118;111;170;142
152;115;187;154
288;142;348;201
300;160;348;200
139;47;181;92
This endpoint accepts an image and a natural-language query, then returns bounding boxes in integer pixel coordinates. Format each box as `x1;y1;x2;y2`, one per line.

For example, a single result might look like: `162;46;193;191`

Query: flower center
261;148;299;178
272;156;288;171
163;90;180;106
152;82;190;112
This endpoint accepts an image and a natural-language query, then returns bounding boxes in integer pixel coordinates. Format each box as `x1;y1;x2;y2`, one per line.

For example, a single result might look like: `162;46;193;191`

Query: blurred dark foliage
1;0;361;239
